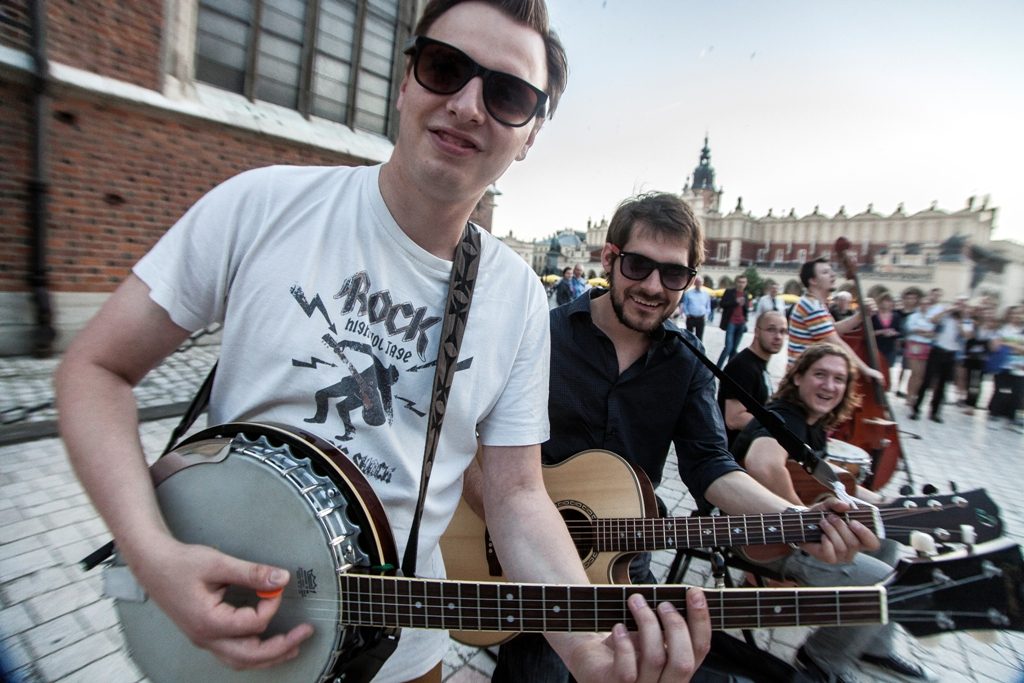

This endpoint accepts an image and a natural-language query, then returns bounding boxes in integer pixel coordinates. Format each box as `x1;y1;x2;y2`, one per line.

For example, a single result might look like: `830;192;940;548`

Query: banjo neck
340;575;885;633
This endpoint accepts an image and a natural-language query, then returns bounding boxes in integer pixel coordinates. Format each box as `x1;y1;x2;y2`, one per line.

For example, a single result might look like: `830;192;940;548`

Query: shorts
904;341;931;362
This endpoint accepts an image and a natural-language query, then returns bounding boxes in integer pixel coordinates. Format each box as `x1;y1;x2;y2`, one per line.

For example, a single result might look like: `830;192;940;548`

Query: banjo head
112;423;400;683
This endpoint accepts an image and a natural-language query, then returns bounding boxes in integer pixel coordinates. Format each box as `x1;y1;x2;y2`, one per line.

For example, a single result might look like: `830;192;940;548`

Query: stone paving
1;324;1022;682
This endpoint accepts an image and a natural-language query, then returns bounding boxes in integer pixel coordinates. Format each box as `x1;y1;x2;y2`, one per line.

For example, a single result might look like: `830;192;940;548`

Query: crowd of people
551;266;1024;430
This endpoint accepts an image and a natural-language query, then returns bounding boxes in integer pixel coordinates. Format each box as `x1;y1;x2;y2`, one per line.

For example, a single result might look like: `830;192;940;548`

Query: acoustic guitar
107;424;1021;681
443;449;1004;645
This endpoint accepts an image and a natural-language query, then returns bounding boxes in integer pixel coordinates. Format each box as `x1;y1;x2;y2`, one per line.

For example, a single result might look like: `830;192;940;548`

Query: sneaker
929;414;943;424
796;646;861;683
859;652;937;681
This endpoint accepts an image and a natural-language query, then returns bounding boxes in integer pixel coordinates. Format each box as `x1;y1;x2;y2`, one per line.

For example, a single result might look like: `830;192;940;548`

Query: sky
491;0;1024;246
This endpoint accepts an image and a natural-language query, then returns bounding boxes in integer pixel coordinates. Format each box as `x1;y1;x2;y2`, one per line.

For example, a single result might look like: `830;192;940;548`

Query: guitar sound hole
559;507;595;560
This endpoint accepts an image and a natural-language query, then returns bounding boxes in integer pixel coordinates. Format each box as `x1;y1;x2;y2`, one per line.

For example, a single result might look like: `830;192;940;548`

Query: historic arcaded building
520;138;1022;306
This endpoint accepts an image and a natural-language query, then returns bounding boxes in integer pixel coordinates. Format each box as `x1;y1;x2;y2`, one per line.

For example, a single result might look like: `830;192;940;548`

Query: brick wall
0;82;32;292
1;83;367;293
0;0;30;51
55;0;163;89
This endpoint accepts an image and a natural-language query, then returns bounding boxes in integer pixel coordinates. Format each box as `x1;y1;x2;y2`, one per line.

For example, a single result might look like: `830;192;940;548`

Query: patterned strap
401;223;482;578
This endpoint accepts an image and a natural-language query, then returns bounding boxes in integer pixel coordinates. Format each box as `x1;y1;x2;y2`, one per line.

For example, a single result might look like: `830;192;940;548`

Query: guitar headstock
885;488;1004;548
888;539;1024;637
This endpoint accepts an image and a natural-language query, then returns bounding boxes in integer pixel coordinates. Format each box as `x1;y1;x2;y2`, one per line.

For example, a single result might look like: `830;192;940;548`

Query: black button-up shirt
544;290;743;497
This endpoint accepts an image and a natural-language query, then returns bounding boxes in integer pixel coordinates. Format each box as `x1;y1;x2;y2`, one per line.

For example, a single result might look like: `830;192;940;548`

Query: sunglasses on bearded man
608;244;698;291
404;35;548;128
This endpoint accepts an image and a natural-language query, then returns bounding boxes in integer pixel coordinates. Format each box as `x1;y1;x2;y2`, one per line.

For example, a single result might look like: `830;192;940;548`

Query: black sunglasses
404;35;548;128
609;244;698;291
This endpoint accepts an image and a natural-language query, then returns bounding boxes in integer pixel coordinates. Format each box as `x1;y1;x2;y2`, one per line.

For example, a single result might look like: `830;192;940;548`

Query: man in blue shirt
681;278;712;341
569;263;589;300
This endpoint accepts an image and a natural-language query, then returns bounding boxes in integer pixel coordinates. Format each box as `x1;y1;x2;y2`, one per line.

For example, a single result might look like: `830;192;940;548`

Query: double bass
831;237;912;489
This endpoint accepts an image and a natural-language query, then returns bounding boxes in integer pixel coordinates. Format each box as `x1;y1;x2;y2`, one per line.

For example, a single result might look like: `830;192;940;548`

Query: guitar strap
675;333;858;506
82;224;483;573
402;222;481;578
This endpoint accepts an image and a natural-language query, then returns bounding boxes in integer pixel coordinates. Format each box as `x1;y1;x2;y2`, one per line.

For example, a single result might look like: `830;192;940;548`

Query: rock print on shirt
289;270;472;483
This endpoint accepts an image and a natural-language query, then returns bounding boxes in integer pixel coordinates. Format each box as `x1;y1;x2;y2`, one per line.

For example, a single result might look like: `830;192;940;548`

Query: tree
740;267;766;298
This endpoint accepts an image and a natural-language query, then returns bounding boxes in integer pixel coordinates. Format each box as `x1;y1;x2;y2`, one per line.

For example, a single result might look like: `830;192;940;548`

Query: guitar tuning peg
910;530;937;557
961;525;977;546
922;483;938;495
899;484;913;496
933;528;951;542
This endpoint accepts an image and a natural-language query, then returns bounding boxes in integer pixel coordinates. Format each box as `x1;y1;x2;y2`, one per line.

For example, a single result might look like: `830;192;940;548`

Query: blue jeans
750;539;902;678
716;322;745;367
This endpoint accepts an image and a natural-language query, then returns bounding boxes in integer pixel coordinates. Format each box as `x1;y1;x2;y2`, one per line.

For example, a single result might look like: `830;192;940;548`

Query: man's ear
396;70;411;112
600;243;616;274
516;117;545;162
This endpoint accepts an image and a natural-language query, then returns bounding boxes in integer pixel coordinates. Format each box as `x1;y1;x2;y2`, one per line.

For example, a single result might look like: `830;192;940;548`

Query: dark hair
799;258;829;289
412;0;569;118
901;286;924;299
605;192;705;269
774;343;861;430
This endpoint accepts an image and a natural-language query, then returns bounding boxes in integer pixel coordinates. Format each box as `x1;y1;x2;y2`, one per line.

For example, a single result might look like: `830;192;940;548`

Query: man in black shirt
489;194;879;683
731;343;935;683
718;310;787;446
554;265;574;306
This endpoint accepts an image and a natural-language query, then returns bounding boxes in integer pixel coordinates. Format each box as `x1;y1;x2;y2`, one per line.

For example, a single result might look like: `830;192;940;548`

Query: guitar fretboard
592;509;879;553
339;576;885;633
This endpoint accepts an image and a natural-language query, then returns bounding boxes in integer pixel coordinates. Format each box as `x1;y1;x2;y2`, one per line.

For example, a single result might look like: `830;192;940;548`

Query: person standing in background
893;287;922;397
963;304;998;415
989;304;1024;426
569;263;589;300
554;266;574;306
903;289;939;405
715;275;750;367
828;291;855;322
681;278;713;342
871;291;902;379
911;294;970;423
753;282;785;321
787;258;883;384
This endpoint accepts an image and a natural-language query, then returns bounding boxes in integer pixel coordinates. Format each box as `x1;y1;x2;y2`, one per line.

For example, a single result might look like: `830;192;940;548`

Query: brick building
0;0;514;356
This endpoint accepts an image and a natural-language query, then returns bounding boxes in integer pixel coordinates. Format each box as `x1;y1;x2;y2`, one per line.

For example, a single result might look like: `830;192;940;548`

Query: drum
826;438;872;484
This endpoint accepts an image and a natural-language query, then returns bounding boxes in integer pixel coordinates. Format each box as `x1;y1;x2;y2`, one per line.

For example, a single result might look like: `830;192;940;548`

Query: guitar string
561;504;992;547
247;597;997;631
226;598;999;626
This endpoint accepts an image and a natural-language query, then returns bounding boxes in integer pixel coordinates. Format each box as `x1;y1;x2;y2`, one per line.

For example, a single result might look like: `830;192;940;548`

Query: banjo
106;423;1024;683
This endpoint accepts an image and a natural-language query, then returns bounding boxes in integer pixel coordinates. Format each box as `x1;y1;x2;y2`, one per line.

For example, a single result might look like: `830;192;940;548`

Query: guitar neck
592;509;880;553
339;576;885;633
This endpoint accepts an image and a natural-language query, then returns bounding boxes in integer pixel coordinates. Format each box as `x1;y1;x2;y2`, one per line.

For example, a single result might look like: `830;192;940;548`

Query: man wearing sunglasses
491;192;880;683
56;1;718;682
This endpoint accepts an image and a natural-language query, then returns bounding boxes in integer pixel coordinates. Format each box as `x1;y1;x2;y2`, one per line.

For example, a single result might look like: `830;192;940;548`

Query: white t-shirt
134;164;550;681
